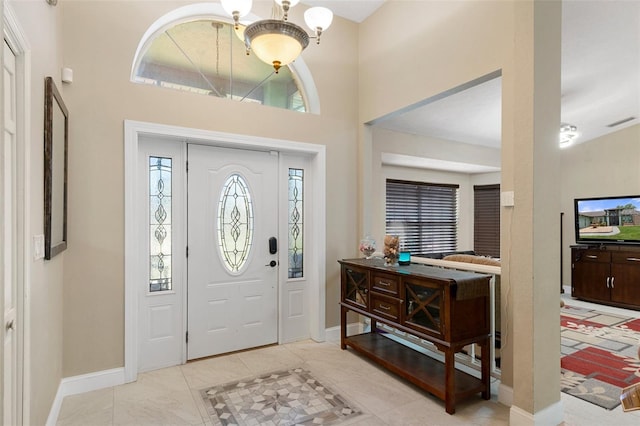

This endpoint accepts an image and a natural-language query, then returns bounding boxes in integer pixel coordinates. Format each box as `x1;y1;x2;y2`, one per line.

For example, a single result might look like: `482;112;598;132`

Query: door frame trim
124;120;326;382
4;4;31;424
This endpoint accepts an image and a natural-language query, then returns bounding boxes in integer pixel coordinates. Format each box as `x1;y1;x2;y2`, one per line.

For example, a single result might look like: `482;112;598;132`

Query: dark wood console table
339;258;492;414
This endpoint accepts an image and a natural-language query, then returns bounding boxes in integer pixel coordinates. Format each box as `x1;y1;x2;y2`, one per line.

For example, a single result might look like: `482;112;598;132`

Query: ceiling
302;0;386;24
316;0;639;169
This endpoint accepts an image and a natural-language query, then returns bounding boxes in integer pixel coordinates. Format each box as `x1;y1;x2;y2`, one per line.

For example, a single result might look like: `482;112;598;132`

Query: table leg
445;348;456;414
480;337;491;400
340;305;347;350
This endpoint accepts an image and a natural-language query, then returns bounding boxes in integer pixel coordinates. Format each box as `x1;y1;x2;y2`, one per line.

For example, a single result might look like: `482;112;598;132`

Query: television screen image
574;195;640;245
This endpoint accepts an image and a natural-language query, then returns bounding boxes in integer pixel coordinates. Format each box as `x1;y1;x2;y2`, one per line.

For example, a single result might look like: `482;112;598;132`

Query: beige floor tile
189;388;215;426
180;354;252;389
55;331;640;426
56;388;113;426
329;370;426;418
234;344;305;374
294;347;397;386
379;396;508;426
338;412;388;426
113;366;204;425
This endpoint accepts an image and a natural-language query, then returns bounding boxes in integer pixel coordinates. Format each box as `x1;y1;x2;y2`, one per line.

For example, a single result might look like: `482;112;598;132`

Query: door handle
6;320;14;331
265;260;277;267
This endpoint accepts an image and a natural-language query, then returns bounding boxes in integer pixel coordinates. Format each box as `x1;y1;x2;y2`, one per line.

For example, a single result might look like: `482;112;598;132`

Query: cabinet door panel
342;266;369;310
404;278;444;338
610;263;640;306
572;261;609;301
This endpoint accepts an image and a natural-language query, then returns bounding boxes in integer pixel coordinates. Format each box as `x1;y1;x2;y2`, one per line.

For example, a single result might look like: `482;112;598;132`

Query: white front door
2;39;19;426
187;144;279;359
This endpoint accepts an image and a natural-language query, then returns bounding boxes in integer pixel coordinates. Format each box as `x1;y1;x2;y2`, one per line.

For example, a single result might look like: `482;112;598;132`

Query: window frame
129;4;322;114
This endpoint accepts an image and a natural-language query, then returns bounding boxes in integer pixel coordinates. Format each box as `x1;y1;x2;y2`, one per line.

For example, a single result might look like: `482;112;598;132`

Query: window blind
473;184;500;258
385;179;459;255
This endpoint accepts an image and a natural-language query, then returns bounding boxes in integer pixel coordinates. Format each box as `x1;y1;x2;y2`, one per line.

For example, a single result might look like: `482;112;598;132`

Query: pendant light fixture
220;0;333;73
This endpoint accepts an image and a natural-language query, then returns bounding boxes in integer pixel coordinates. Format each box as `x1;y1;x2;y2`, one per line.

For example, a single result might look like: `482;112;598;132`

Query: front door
187;144;279;359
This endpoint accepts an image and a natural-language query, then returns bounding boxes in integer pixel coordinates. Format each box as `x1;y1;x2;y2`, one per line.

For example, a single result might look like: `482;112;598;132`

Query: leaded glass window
288;169;304;278
149;157;172;292
218;174;254;273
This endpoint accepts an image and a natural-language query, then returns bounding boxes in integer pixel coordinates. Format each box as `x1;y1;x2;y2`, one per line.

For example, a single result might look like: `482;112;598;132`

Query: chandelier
220;0;333;73
559;123;579;148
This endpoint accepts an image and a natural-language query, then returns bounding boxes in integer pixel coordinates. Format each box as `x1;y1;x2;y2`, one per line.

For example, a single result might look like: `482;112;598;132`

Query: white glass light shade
304;6;333;32
221;0;253;17
244;20;309;72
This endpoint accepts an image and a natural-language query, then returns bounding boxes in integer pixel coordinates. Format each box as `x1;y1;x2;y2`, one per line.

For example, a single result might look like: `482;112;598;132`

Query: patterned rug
200;367;362;425
561;304;640;410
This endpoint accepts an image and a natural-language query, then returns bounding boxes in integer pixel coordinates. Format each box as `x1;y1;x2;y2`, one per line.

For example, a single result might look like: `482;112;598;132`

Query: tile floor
56;293;640;426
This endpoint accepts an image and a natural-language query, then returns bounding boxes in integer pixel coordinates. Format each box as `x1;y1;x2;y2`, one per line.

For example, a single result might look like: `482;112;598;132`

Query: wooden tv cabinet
339;258;492;414
571;245;640;309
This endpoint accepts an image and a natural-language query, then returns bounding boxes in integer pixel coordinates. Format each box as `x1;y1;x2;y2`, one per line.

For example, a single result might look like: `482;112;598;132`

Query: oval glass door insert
217;173;254;273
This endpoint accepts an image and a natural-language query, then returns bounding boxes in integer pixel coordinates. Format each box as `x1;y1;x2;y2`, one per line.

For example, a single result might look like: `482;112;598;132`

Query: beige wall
560;124;640;285
357;0;509;249
358;1;508;125
59;0;359;377
359;0;514;388
10;0;65;424
13;0;630;421
359;0;564;419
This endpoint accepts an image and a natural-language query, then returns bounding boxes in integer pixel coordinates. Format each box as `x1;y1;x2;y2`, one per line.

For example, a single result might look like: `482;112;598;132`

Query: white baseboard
510;400;564;426
48;323;360;426
498;383;513;406
325;321;364;342
46;367;125;426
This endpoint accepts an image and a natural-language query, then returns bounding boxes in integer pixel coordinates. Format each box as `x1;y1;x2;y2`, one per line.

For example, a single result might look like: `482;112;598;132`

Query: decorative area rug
200;367;362;425
561;305;640;410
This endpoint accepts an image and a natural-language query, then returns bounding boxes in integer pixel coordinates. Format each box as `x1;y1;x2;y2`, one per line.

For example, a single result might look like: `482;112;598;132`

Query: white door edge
4;4;31;424
124;120;326;383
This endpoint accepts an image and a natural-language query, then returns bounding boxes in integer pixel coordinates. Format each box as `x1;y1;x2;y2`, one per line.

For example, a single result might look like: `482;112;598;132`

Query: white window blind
385;179;459;255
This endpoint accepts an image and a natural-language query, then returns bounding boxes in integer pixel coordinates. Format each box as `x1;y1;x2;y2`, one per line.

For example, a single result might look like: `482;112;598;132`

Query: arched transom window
131;5;320;113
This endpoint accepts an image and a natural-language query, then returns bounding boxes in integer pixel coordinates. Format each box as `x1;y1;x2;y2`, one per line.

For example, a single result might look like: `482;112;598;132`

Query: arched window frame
130;2;321;114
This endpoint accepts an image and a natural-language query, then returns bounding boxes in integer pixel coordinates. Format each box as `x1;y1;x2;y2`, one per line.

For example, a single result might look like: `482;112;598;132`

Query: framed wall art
44;76;68;260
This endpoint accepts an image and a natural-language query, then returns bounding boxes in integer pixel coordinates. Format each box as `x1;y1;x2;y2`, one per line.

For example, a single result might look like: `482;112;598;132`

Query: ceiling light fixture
220;0;333;73
559;123;579;148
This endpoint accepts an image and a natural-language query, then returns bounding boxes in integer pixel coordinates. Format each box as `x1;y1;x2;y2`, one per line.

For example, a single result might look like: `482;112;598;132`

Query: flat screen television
574;195;640;245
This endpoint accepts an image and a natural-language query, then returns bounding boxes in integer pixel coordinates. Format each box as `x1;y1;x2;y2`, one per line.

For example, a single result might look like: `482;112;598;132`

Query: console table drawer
370;293;401;321
372;273;399;296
